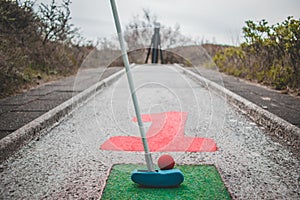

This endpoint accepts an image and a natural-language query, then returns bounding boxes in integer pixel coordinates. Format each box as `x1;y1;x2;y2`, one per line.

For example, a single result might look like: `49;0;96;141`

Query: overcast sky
37;0;300;45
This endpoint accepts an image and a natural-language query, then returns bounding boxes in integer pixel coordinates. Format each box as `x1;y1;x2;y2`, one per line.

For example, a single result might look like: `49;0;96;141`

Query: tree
38;0;76;44
123;9;192;50
272;16;300;88
0;0;39;44
0;0;39;73
123;9;157;50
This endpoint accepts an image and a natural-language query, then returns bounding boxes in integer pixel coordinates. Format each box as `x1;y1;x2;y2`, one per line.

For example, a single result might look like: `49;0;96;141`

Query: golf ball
158;154;175;170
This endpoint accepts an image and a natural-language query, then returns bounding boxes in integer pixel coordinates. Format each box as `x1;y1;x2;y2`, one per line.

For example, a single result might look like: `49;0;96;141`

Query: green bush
213;47;246;77
213;16;300;93
267;65;293;89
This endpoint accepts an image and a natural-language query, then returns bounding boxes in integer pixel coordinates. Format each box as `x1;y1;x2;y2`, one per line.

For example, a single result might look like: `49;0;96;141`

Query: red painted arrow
100;112;217;152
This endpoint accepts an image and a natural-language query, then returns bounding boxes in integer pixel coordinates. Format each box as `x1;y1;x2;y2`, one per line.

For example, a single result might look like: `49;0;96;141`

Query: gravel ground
0;65;299;199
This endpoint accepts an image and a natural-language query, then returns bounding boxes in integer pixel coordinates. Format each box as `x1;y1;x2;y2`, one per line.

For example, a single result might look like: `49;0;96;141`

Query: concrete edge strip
174;64;300;152
0;67;127;162
98;164;114;199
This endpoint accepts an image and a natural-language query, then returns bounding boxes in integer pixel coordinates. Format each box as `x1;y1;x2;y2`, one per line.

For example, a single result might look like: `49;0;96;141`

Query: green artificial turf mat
101;164;231;200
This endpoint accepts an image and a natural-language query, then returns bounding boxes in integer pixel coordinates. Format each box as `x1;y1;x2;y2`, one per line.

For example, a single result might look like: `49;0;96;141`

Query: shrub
213;17;299;93
0;0;90;99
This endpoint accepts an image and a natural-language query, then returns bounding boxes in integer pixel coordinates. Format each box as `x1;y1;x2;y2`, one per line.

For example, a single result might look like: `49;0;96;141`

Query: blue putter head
131;169;184;188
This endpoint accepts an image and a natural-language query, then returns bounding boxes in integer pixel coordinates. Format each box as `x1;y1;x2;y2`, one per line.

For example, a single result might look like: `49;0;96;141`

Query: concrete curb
175;64;300;153
0;67;127;163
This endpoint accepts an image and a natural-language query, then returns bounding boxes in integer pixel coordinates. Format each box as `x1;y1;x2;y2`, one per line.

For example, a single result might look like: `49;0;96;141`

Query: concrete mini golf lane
0;64;299;199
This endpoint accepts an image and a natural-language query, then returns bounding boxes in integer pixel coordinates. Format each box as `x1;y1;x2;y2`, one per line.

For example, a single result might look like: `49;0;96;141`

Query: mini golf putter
131;154;184;188
110;0;184;188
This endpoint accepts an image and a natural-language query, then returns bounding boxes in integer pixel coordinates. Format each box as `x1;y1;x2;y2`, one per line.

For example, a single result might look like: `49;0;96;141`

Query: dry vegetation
0;0;92;99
